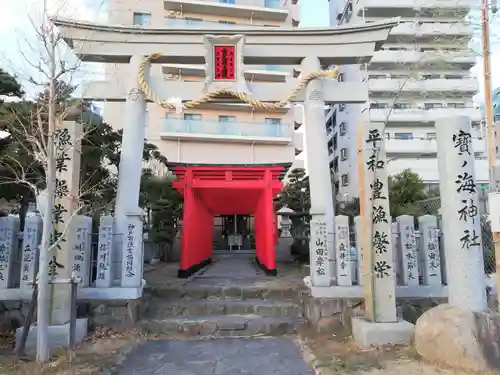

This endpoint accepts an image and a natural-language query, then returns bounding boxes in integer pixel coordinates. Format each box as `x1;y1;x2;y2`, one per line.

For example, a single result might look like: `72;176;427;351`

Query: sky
0;0;498;102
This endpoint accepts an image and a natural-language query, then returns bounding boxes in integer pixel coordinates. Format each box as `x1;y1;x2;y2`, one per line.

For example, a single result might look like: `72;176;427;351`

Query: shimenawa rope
137;53;339;112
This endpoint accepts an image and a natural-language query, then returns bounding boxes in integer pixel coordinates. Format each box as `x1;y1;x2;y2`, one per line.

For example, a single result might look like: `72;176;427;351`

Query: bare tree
0;0;107;362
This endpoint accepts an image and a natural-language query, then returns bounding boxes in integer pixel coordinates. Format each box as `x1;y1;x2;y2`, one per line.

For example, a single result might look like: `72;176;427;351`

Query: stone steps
145;285;300;301
151;299;302;318
140;315;308;337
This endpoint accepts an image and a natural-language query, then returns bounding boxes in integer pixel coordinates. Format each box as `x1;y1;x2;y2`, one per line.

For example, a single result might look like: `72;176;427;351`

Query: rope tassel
137;53;339;112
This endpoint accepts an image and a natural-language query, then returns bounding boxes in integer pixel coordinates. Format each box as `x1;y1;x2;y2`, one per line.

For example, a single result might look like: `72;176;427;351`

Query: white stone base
352;317;414;347
15;318;88;351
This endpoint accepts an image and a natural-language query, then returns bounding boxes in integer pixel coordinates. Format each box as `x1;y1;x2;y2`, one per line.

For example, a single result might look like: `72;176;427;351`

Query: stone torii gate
53;17;398;284
52;17;405;340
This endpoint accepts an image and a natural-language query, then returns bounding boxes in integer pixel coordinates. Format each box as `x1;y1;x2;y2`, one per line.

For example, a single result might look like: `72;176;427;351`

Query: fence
288;212;494;288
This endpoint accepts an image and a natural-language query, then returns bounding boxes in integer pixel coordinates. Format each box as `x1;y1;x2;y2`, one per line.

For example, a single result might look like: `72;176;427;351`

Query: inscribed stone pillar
114;55;149;283
418;215;442;286
435;116;487;312
120;211;144;288
301;56;334;286
334;215;352;286
391;221;400;284
354;216;363;285
50;120;82;325
72;216;92;287
96;216;114;288
362;122;397;322
0;217;20;289
397;215;419;286
20;214;42;292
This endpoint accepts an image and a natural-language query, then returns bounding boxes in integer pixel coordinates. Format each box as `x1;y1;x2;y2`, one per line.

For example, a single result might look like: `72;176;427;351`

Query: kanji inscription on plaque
214;45;236;81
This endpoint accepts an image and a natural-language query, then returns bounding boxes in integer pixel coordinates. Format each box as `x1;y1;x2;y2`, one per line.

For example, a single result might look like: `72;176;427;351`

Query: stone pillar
418;215;442;286
71;216;92;287
391;221;400;285
435;116;486;312
96;216;114;288
334;215;352;286
0;216;20;289
20;213;42;292
50;120;82;325
362;122;397;322
301;56;334;286
397;215;419;287
354;216;363;285
121;211;144;288
114;55;149;282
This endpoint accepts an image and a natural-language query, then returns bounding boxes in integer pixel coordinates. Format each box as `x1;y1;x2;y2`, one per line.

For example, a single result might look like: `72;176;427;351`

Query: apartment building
101;0;302;256
327;0;488;200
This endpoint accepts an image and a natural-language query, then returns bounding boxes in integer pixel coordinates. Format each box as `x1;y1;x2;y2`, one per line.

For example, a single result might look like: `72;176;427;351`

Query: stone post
301;56;335;286
361;122;397;322
0;216;20;289
114;55;149;282
397;215;419;286
71;216;92;287
352;122;413;347
418;215;442;286
121;211;144;288
354;216;363;285
334;215;352;286
50;120;82;325
96;216;114;288
20;213;42;292
435;116;486;312
391;221;400;284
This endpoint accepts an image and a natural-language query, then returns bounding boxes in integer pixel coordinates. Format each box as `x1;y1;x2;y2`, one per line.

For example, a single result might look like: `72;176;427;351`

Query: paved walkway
198;254;262;279
117;338;314;375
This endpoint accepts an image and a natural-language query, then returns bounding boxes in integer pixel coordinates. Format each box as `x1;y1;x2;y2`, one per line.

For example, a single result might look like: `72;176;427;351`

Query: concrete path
199;254;261;279
117;337;314;375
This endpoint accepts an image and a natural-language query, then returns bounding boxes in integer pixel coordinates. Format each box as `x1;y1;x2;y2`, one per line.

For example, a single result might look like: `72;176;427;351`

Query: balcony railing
163;118;292;139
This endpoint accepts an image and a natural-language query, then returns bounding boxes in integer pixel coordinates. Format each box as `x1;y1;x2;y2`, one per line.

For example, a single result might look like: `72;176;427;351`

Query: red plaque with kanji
214;45;236;81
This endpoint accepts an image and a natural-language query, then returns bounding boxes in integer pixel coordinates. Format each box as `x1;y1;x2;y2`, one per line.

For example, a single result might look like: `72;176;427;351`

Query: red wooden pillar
178;169;212;278
255;170;277;275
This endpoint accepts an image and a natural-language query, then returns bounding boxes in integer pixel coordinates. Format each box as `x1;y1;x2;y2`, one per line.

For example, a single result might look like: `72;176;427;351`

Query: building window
425;103;444;109
264;0;281;9
219;20;236;25
340;148;348;160
394;103;411;109
339;122;347;135
334;181;340;193
333;156;339;173
394;132;413;140
185;17;203;24
426;132;436;140
219;0;236;4
333;134;338;150
265;118;282;125
448;103;466;108
341;174;349;186
339;104;346;112
133;12;151;25
370;103;388;109
184;113;202;120
219;115;236;122
385;133;390;140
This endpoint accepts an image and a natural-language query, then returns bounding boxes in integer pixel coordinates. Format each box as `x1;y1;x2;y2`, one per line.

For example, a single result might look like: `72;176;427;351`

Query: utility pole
482;0;500;310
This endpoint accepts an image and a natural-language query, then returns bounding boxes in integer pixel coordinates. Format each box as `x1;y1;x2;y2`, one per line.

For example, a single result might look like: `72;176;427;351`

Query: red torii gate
171;165;285;278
